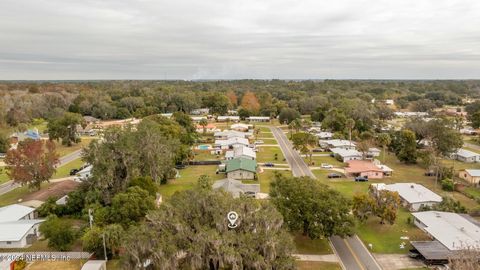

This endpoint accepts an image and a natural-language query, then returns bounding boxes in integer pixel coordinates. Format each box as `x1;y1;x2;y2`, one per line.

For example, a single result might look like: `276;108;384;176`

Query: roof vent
410;185;414;189
435;213;441;218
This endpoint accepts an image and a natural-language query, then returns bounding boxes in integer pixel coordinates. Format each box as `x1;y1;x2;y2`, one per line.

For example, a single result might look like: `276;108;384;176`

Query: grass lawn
53;158;85;179
257;170;291;193
256;138;278;144
296;261;341;270
0;168;8;184
256;146;286;164
293;233;332;255
304;155;344;167
54;137;94;157
355;208;430;254
0;182;51;207
256;131;274;138
312;170;369;198
158;165;224;198
28;260;86;270
192;150;222;161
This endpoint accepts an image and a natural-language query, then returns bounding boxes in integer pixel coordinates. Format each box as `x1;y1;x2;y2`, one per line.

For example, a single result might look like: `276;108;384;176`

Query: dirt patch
23;180;79;201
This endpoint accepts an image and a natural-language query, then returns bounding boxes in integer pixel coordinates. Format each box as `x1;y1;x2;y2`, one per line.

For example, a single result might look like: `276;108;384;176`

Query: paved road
330;236;382;270
0;149;83;196
270;127;316;178
464;142;480;152
270;126;381;270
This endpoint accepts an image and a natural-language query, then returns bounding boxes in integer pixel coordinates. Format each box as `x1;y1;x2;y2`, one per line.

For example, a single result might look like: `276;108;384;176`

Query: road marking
329;239;346;270
354;235;383;270
271;127;306;177
344;238;365;270
273;127;314;178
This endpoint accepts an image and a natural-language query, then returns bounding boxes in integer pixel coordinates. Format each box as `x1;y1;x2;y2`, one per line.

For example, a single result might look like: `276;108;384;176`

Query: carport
410;241;452;265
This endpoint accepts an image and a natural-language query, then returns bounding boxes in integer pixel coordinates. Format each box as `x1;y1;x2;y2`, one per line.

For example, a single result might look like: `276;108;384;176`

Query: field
293;233;332;254
53;159;85;178
192;149;222;161
158;165;225;198
0;182;51;206
304;155;344;167
53;137;94;157
257;169;291;193
256;146;286;164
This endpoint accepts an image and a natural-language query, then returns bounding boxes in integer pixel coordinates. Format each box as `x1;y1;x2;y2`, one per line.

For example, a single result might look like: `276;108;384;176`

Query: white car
321;163;333;169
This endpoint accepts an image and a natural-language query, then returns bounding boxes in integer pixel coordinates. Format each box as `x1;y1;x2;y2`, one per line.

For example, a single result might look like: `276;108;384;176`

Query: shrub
40;216;77;251
441;179;455;191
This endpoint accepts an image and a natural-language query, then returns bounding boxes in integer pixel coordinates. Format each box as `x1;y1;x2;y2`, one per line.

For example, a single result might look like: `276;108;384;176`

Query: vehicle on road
264;163;275;167
355;176;369;182
327;173;342;178
321;163;333;169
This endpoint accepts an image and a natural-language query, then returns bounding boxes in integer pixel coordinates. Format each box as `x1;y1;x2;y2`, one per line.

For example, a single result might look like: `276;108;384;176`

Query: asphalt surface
0;149;83;196
269;127;316;178
270;126;381;270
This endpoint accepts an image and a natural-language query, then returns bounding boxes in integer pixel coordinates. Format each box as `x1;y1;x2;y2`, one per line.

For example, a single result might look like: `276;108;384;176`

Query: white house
367;147;381;158
190;108;210;115
320;139;356;150
214;130;252;140
0;204;44;248
372;183;442;211
214;137;250;150
385;99;394;105
231;123;251;132
331;148;362;162
74;165;93;182
314;131;333;140
412;211;480;251
225;146;256;160
217;116;240;122
191;116;208;122
247;116;270;122
452;148;480;163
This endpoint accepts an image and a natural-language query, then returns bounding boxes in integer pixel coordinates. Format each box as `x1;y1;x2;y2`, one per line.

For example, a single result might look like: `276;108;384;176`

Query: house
76;124;97;136
231;123;251;132
190;108;210;115
367;147;381;158
411;211;480;258
394;112;429;118
314;131;333;140
225;158;257;180
10;129;41;146
331;148;362;162
319;139;356;150
81;260;107;270
247;116;270;122
191;116;208;122
459;169;480;186
196;123;217;133
0;204;44;248
83;116;100;124
212;178;260;198
160;113;173;118
225;146;256;160
214;130;252;140
460;128;477;135
385;99;394;105
74;165;93;182
214;137;250;150
452;148;480;163
345;160;384;179
217;116;240;122
371;183;442;211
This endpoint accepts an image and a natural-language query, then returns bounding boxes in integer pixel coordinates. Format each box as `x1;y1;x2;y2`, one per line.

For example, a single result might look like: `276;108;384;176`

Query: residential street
0;149;83;196
270;126;381;270
270;127;316;178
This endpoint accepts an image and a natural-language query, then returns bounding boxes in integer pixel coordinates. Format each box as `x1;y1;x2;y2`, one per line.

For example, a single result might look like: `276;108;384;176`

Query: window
6;241;11;244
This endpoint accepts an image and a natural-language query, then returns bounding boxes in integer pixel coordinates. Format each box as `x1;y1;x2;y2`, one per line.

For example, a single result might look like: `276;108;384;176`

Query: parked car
69;164;89;176
424;170;436;176
355;176;369;182
321;163;333;169
264;163;275;167
254;140;264;145
327;173;342;179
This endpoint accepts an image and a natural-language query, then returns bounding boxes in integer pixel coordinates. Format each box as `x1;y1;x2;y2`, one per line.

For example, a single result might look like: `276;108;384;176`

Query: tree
196;175;213;190
393;130;418;164
279;108;300;124
369;187;401;225
5;139;59;190
47;112;85;146
352;194;375;223
202;93;229;115
269;174;354;239
346;118;355;143
240;91;261;114
0;131;9;153
121;187;295;270
40;215;76;251
129;176;158;197
83;224;125;258
109;186;156;226
199;118;208;134
226;90;238;108
376;133;391;163
448;247;480;270
291;132;317;164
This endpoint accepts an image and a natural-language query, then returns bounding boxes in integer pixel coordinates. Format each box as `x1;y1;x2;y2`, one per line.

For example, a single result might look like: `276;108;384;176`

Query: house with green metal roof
225;158;257;180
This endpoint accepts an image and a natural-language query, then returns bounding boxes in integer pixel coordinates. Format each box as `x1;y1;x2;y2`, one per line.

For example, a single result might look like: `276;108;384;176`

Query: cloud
0;0;479;79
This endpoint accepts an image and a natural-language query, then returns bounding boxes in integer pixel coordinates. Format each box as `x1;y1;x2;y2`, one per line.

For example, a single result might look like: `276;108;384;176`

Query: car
321;163;333;169
264;163;275;167
254;140;264;145
424;170;436;176
355;176;369;182
69;164;89;176
327;173;342;178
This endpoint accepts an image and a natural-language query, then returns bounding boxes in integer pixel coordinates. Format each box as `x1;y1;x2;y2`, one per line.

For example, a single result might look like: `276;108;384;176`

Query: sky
0;0;479;80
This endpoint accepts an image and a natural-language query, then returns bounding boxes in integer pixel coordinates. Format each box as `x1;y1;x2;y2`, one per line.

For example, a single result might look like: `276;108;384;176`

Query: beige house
459;169;480;186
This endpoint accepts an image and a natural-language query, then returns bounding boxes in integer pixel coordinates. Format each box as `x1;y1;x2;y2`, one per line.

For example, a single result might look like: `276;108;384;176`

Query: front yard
257;169;292;193
256;146;286;164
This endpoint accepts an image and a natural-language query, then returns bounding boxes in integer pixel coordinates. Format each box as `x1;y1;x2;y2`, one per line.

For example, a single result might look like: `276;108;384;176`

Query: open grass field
53;137;94;157
304;155;344;167
0;168;8;184
355;208;430;254
192;150;222;161
255;138;278;144
52;158;85;179
296;261;342;270
257;169;291;193
158;165;225;198
0;182;52;206
293;233;332;255
256;146;286;164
